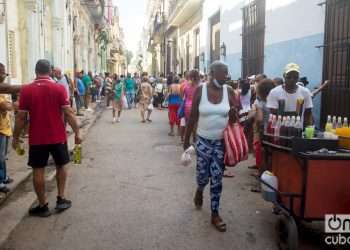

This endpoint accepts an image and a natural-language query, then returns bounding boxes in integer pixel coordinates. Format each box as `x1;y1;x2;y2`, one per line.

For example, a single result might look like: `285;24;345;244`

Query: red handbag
224;123;249;167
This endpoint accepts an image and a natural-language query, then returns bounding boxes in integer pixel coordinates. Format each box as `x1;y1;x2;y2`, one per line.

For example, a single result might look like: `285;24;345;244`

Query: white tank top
197;83;230;140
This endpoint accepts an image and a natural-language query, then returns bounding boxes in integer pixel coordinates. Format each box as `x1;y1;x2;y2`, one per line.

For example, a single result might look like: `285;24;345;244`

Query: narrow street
0;109;327;250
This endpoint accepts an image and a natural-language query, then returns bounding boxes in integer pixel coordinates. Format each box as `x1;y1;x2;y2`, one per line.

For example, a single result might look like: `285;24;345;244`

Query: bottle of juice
73;144;82;164
325;115;333;132
295;116;303;137
337;117;343;129
343;117;349;128
16;144;25;156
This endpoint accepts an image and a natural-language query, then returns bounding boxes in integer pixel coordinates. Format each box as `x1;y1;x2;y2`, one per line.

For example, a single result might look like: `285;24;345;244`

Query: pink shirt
184;82;197;120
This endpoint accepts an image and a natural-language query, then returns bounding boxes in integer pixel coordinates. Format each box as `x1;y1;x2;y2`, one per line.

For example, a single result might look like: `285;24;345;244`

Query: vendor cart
259;136;350;250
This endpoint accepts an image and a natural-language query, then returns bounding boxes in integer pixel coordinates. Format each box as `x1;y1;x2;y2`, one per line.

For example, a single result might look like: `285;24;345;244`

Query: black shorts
28;143;70;168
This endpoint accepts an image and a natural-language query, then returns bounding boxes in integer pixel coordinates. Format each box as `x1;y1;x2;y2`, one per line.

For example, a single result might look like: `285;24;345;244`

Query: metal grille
321;0;350;124
241;0;266;78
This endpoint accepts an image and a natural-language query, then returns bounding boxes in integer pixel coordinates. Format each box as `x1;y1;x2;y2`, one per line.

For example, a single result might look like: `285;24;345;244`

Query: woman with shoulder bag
183;61;241;233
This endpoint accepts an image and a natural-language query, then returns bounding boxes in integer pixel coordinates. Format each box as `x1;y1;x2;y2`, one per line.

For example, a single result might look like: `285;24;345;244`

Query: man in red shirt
12;59;81;217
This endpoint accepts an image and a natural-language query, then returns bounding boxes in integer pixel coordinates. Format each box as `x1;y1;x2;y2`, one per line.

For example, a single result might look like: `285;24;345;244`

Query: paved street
1;109;325;250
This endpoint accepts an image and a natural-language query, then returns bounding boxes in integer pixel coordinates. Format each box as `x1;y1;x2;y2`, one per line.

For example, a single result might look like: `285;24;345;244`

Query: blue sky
113;0;146;55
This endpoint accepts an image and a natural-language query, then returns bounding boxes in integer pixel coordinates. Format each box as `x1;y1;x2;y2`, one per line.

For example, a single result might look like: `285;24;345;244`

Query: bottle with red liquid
274;116;282;144
280;116;287;146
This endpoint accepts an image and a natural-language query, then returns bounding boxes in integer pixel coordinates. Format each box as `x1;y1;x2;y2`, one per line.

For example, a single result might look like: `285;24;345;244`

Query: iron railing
321;0;350;124
241;0;266;78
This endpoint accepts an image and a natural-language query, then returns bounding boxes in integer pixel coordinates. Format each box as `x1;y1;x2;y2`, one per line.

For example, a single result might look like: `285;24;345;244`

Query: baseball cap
284;63;300;74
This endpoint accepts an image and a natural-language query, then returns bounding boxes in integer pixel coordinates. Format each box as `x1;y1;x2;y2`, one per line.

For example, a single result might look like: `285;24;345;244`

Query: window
321;0;350;124
241;0;266;78
210;12;220;63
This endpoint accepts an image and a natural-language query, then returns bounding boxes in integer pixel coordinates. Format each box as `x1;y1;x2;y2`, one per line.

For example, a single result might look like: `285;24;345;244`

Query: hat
248;75;256;80
284;63;300;74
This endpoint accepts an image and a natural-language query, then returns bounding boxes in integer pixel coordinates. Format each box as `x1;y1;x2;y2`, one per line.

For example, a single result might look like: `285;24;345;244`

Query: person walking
104;72;113;108
166;76;182;136
12;59;81;217
0;63;14;193
183;70;200;142
184;61;240;232
125;73;136;109
75;71;85;116
82;71;93;111
139;76;153;123
112;74;124;123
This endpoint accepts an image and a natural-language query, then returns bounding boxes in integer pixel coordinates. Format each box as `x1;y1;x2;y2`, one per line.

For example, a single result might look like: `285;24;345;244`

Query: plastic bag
122;95;128;109
181;146;196;166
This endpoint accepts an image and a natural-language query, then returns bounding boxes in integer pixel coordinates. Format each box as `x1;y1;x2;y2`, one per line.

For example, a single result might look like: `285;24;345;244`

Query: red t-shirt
19;77;70;145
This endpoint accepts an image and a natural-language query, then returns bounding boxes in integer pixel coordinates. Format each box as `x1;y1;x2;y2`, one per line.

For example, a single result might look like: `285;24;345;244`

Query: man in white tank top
184;61;241;232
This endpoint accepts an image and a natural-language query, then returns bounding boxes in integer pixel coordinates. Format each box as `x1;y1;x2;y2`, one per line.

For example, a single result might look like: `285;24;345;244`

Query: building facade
0;0;125;84
143;0;350;126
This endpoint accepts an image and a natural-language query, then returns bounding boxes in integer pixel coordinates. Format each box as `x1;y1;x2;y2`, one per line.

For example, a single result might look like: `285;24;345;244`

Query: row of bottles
325;116;349;132
267;114;303;138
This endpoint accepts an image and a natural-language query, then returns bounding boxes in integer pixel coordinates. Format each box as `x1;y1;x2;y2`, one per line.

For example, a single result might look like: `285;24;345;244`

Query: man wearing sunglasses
266;63;313;127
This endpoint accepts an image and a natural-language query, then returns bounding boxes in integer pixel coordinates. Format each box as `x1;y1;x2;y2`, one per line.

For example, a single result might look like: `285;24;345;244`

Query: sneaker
3;177;14;184
0;185;10;193
117;117;121;123
87;108;93;112
29;203;51;217
112;117;116;123
55;196;72;212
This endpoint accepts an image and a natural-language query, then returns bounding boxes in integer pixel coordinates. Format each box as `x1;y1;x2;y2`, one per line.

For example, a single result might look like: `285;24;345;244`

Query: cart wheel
276;214;299;250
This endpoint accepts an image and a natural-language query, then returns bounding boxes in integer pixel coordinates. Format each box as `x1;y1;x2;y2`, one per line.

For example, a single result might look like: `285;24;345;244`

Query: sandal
211;215;227;232
193;190;203;209
168;132;175;136
223;171;235;178
141;120;146;123
147;119;152;123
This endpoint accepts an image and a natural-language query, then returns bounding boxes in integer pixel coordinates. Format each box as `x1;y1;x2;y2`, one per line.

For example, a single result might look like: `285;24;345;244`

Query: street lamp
220;42;226;58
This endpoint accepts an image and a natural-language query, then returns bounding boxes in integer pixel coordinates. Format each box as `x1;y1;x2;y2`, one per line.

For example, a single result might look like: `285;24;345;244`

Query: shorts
168;104;180;126
28;143;70;168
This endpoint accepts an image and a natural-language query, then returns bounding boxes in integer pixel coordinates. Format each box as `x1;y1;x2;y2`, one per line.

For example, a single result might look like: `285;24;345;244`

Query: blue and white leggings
196;135;225;214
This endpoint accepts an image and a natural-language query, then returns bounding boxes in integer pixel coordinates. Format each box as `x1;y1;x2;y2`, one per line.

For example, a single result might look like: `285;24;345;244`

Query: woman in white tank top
183;61;241;233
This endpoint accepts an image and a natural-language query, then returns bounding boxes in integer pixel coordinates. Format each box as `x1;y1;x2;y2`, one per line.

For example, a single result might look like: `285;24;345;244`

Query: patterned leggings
196;135;225;214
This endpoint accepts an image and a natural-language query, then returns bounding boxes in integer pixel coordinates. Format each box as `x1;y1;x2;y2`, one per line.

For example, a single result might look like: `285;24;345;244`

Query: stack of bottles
325;116;350;149
267;115;303;137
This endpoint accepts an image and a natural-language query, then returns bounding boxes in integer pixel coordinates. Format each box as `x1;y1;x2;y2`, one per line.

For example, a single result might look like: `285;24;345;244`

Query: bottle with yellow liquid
16;144;25;156
73;144;82;164
325;115;333;132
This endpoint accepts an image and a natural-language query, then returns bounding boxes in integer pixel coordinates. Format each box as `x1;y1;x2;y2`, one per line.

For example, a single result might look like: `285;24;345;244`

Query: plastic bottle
266;114;273;134
295;116;303;137
16;144;25;156
73;144;82;164
261;171;278;202
274;116;282;144
325;115;333;132
289;116;296;137
337;117;343;128
343;118;349;128
280;117;287;137
332;116;337;130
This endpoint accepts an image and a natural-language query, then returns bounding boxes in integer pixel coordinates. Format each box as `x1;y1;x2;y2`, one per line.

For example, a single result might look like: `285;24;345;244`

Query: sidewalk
0;102;104;204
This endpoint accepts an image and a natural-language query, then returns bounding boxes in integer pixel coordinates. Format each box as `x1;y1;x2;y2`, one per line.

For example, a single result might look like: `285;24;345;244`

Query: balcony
168;0;203;27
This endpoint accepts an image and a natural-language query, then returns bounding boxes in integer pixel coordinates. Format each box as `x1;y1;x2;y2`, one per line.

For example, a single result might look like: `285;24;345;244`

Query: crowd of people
0;57;331;231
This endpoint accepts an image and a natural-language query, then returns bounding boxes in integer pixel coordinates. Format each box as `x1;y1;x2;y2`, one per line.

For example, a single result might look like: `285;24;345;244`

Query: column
24;0;38;81
51;0;63;68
